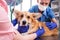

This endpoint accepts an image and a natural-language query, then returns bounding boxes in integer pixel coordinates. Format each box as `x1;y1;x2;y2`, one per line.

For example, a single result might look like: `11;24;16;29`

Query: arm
48;8;57;23
23;33;37;40
51;18;57;24
14;28;45;40
13;30;24;40
23;27;45;40
46;8;57;30
14;26;44;40
14;33;37;40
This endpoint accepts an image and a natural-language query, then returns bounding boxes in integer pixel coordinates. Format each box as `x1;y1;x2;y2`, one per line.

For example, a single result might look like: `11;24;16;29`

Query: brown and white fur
14;10;42;35
14;10;58;36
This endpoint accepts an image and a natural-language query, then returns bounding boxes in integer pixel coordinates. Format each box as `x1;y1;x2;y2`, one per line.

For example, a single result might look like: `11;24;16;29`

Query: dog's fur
39;22;58;36
14;10;42;34
14;10;58;36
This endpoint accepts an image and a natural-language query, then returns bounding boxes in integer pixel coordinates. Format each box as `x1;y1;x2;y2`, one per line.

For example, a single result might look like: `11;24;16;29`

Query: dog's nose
22;21;26;25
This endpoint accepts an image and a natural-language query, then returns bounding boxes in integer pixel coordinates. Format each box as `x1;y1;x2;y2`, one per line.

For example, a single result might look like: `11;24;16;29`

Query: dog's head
14;10;42;26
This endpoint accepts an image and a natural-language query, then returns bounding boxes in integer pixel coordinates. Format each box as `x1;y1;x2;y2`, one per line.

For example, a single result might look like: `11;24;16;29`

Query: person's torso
30;5;51;22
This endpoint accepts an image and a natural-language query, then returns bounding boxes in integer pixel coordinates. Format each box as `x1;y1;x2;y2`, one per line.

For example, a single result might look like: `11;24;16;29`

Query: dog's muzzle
22;21;26;25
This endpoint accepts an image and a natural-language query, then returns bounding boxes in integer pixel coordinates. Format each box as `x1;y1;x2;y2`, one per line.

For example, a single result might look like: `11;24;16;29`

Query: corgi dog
14;10;58;36
14;10;42;35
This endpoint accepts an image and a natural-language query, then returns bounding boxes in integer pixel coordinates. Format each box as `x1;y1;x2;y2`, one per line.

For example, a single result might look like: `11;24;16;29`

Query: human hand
45;22;57;30
35;27;45;37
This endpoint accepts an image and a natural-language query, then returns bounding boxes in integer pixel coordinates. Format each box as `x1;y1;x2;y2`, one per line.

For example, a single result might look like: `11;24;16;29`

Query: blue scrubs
29;5;55;22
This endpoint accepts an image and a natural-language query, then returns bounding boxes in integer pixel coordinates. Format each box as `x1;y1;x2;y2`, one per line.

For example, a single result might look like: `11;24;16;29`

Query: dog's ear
31;13;42;19
13;10;22;19
13;10;20;16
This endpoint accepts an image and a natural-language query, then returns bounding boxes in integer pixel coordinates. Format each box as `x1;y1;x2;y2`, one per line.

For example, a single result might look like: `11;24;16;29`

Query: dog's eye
33;16;36;18
21;15;23;18
27;16;30;19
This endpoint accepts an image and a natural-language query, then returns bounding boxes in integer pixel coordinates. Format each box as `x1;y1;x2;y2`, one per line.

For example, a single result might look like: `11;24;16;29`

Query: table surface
40;35;58;40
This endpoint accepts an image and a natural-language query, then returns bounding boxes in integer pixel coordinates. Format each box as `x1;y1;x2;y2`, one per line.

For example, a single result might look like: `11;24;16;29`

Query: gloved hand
45;22;57;30
35;27;45;38
11;19;18;26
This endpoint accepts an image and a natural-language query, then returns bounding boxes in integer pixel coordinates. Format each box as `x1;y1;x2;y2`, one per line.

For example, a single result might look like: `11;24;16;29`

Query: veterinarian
28;0;57;39
28;0;57;40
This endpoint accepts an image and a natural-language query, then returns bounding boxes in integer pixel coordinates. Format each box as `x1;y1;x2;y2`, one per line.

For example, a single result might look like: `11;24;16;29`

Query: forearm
26;27;45;40
28;33;37;39
24;33;37;40
13;30;23;40
51;18;57;24
14;28;45;40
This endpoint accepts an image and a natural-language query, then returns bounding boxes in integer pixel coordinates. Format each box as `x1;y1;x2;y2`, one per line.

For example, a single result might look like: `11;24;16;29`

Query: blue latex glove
18;25;29;33
11;19;17;26
35;27;45;38
45;22;57;30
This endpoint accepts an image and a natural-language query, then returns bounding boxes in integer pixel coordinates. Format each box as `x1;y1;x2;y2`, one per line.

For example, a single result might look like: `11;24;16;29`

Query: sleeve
28;6;35;13
48;8;55;19
35;27;45;38
11;19;17;26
